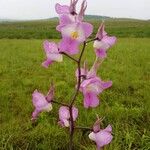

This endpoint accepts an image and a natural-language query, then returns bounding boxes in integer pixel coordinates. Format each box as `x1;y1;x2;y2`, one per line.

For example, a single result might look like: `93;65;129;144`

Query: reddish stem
51;100;69;107
69;41;87;150
86;38;97;43
61;52;78;63
75;126;92;131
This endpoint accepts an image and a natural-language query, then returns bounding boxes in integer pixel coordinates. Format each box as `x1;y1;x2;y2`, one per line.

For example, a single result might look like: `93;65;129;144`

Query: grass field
0;19;150;39
0;38;150;150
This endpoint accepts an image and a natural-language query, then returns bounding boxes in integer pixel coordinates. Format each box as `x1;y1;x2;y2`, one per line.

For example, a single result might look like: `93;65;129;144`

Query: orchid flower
59;22;93;55
89;118;113;150
94;23;116;58
80;77;112;108
42;40;63;68
31;85;54;120
55;0;78;32
77;59;112;108
55;0;78;15
55;0;87;31
58;106;78;127
55;0;93;55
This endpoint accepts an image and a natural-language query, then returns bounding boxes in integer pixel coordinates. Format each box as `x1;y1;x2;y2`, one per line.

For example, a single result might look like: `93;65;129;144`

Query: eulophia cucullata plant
31;0;116;149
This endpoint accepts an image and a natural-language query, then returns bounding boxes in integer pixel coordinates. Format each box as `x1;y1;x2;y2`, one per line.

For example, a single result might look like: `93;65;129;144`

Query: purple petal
59;37;79;55
32;90;52;120
101;81;112;90
78;0;87;21
96;49;107;58
58;106;78;127
32;90;47;108
81;77;102;94
93;119;101;133
102;36;117;47
43;41;58;54
83;92;99;108
59;106;70;120
103;125;112;133
81;22;93;38
42;41;62;66
46;84;54;102
56;14;75;31
95;130;113;148
96;23;107;40
47;53;63;62
55;3;70;14
42;59;53;68
72;107;78;121
31;109;40;120
69;0;78;13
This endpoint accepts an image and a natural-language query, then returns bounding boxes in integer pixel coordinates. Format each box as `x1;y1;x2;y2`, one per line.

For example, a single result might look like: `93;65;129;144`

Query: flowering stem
61;52;78;63
69;41;87;150
86;38;97;44
75;126;92;131
52;100;69;107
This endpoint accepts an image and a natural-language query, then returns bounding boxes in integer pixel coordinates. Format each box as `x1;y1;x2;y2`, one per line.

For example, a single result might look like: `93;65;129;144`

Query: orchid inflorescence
31;0;116;149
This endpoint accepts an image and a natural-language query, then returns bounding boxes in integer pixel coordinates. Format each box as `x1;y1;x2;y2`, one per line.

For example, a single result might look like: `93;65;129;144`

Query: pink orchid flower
55;0;78;32
77;60;112;108
59;22;93;55
31;85;54;121
94;23;116;58
58;106;78;127
56;0;93;55
42;40;63;68
80;77;112;108
89;119;113;150
55;0;78;15
55;0;87;31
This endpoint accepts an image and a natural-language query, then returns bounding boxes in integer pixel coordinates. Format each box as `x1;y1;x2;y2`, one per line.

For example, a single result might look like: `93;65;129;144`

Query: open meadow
0;19;150;149
0;19;150;39
0;37;150;149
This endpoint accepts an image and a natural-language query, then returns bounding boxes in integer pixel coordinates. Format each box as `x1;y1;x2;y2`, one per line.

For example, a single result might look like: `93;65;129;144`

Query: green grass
0;38;150;150
0;19;150;39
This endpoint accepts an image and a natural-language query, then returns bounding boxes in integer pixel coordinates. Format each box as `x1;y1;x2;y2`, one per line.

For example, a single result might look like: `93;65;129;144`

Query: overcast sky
0;0;150;20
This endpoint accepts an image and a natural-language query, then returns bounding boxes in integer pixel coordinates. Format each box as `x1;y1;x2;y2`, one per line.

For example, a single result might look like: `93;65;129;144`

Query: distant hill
84;15;111;20
49;15;111;21
0;15;148;23
0;19;20;22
